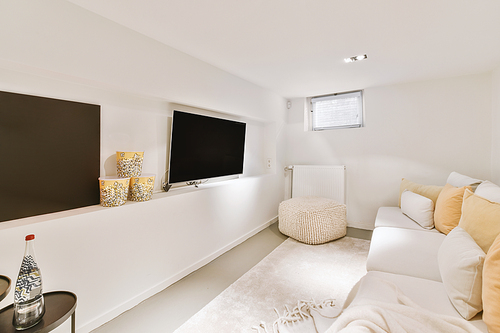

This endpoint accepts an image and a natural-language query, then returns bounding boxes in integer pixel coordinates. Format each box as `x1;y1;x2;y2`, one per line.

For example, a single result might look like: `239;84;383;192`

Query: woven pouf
278;196;347;245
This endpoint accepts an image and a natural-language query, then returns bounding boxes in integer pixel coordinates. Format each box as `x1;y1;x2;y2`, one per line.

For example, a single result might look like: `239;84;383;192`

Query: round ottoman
278;196;347;245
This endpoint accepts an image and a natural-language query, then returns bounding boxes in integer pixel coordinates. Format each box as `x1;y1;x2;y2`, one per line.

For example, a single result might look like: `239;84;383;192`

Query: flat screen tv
168;110;246;184
0;91;101;222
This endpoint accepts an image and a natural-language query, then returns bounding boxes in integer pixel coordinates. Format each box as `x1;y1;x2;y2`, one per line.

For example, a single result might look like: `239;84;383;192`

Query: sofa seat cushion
366;226;445;282
374;207;440;232
344;271;487;332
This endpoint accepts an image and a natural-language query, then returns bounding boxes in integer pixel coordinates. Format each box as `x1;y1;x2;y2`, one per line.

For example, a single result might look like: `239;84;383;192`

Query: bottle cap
25;234;35;241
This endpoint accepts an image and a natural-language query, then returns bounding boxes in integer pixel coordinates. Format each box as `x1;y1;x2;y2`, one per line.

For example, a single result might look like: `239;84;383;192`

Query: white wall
285;73;493;229
492;65;500;185
0;1;286;332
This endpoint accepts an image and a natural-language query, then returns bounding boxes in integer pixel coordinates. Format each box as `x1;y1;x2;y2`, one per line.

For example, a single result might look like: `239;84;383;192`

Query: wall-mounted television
168;110;246;184
0;91;101;223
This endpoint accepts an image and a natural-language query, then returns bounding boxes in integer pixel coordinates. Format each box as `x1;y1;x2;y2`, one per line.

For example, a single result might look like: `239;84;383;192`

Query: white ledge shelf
0;173;276;231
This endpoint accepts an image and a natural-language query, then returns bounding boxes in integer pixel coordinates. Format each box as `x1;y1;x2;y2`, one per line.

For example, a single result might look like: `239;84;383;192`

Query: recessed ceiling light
344;54;368;63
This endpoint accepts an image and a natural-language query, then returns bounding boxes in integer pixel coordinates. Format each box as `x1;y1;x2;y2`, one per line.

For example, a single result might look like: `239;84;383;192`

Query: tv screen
168;110;246;184
0;91;101;222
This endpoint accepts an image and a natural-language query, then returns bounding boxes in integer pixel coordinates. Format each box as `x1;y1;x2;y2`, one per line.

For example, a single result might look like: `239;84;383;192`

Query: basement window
311;90;363;130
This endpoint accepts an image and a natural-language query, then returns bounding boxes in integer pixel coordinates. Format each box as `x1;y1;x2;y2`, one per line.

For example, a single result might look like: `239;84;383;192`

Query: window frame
310;90;364;131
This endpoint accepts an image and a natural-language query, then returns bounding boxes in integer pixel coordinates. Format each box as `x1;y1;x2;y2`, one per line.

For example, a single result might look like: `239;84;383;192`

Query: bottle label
15;255;42;303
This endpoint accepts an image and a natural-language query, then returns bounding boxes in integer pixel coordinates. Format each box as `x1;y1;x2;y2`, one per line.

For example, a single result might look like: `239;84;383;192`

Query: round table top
0;275;11;302
0;291;76;333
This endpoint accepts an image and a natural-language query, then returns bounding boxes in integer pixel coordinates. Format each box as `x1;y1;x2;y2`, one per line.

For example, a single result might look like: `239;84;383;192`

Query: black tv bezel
167;110;246;185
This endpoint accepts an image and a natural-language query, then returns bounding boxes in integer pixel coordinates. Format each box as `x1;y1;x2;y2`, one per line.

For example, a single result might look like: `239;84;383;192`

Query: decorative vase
13;234;45;330
99;176;130;207
116;151;144;178
128;174;155;201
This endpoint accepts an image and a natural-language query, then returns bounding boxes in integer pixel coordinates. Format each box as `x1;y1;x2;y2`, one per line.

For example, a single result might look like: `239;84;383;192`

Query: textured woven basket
278;196;347;245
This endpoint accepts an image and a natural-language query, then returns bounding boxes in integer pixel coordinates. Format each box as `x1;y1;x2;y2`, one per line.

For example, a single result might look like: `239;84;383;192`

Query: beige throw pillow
434;184;470;235
438;227;485;320
399;178;443;208
458;189;500;253
483;233;500;332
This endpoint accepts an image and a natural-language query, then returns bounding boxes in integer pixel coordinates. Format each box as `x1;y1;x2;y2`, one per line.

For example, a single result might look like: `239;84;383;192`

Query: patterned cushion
278;196;346;245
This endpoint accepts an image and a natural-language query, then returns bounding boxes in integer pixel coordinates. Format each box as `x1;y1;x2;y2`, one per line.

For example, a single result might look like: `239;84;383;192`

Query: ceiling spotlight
344;54;368;63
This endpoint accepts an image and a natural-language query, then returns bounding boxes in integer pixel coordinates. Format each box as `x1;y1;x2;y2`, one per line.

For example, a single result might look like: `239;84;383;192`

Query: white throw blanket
254;277;483;333
253;299;341;333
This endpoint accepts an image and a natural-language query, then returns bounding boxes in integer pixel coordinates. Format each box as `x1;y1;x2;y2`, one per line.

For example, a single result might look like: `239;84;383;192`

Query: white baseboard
79;216;278;332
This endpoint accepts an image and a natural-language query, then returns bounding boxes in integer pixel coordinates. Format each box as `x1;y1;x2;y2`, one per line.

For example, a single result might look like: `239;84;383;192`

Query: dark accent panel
0;91;101;222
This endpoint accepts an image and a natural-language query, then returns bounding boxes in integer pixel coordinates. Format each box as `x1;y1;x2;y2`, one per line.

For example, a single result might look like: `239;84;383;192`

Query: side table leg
71;312;75;333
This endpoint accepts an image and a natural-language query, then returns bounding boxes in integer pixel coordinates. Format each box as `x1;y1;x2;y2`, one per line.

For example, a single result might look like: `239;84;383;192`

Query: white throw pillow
446;172;482;190
438;227;485;320
475;180;500;203
400;190;435;229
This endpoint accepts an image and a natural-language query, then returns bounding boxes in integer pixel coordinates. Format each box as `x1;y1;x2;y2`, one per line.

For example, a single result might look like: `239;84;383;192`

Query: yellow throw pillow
434;184;470;235
399;178;443;208
483;233;500;333
458;189;500;253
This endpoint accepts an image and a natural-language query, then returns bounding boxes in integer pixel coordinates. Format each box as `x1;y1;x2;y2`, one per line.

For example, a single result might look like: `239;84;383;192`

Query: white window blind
311;90;363;130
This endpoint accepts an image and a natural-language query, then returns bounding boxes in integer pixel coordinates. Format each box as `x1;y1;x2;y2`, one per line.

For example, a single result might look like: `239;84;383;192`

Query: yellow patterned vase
116;151;144;178
128;174;155;202
99;176;130;207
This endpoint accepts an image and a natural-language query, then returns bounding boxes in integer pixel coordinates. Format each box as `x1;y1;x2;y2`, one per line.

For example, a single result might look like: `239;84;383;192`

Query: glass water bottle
13;234;45;330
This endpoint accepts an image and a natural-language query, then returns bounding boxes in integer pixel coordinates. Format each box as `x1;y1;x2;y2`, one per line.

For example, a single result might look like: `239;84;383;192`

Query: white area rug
174;236;370;333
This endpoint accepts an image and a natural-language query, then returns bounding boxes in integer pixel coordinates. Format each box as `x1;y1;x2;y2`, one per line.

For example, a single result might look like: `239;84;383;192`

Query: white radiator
288;165;345;204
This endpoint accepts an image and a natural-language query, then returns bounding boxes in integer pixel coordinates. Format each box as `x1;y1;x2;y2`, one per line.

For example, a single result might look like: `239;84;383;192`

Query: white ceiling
66;0;500;98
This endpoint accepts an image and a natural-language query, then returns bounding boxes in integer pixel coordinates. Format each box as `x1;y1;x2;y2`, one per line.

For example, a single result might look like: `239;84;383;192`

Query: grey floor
91;224;372;333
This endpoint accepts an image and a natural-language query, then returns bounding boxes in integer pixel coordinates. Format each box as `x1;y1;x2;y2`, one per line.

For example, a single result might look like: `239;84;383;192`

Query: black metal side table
0;291;77;333
0;275;11;302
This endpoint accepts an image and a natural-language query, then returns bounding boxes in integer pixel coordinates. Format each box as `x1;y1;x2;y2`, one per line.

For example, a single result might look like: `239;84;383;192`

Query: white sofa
339;173;500;333
360;207;487;331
